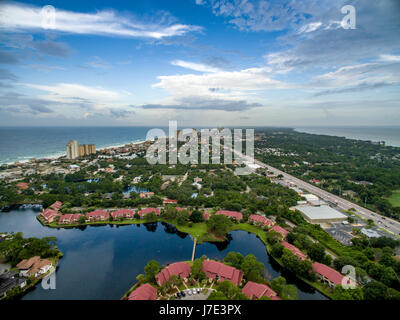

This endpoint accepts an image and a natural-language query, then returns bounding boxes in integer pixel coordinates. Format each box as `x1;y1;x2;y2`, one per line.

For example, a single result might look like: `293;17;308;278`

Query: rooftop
295;205;347;221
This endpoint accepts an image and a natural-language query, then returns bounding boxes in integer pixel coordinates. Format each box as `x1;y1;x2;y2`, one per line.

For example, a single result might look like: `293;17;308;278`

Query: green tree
143;260;160;283
333;285;364;300
280;285;298;300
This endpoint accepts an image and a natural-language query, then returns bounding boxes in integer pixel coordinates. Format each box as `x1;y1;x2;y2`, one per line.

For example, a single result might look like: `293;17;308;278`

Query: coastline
1;139;148;167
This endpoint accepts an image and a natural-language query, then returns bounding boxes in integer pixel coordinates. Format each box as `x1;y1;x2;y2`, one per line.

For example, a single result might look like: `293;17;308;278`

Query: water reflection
0;208;327;300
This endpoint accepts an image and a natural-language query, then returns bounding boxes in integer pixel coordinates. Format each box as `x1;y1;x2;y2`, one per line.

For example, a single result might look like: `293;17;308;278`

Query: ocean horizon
1;125;399;165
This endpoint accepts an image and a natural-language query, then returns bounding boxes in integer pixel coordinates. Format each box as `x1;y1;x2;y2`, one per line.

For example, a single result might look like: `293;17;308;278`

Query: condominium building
66;140;79;159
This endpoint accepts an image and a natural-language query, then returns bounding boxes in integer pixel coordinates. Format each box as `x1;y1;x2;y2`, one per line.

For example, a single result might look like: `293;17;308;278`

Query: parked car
176;292;181;298
197;288;201;293
192;289;197;295
180;291;186;297
187;289;192;296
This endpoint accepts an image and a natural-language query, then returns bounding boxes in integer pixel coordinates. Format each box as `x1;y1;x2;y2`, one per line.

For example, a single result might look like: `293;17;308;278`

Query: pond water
0;208;327;300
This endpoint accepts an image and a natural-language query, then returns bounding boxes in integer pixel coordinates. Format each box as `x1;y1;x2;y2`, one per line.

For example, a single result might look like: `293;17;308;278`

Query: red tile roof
40;209;61;222
203;212;211;220
242;281;281;300
86;210;109;220
270;225;289;239
216;210;243;221
138;208;160;217
50;201;62;210
128;283;157;300
59;213;82;224
202;260;243;286
312;262;351;286
163;198;178;204
111;209;135;219
156;262;191;286
281;241;308;260
249;214;274;227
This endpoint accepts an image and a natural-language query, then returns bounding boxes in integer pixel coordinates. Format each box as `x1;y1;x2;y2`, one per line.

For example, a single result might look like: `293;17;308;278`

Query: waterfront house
16;256;52;278
86;210;109;222
40;209;61;223
155;262;191;286
312;262;354;288
270;225;289;239
128;283;158;300
202;260;243;286
59;213;82;224
138;208;160;217
50;201;62;211
281;241;308;260
215;210;243;221
242;281;281;300
111;209;135;220
249;214;274;227
0;271;27;299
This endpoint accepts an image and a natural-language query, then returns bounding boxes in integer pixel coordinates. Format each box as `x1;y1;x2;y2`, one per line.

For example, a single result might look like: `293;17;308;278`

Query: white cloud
0;2;202;39
380;54;400;62
171;60;221;73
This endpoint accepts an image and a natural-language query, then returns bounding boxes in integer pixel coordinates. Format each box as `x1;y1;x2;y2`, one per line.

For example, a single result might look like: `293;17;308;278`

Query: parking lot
174;288;211;300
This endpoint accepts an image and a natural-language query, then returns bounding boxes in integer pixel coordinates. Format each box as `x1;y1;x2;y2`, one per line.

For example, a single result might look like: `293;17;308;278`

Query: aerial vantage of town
0;0;399;315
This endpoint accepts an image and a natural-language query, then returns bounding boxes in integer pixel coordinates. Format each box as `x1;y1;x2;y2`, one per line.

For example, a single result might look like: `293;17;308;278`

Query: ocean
0;126;158;165
294;126;400;147
1;126;399;165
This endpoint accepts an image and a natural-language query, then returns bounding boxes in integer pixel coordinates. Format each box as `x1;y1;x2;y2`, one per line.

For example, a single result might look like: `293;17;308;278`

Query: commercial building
66;140;79;159
295;205;347;224
360;228;381;238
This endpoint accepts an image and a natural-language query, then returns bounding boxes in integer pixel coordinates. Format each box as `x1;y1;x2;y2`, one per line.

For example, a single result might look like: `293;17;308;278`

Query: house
0;271;27;299
16;256;52;278
249;214;274;227
312;262;354;288
215;210;243;221
203;212;211;221
242;281;281;300
155;262;191;286
270;225;289;239
138;208;160;217
111;209;135;220
139;192;154;199
50;201;62;211
163;198;178;205
27;259;52;277
16;182;29;190
40;209;61;223
128;283;157;300
59;213;83;224
202;260;243;286
281;241;308;260
86;210;109;221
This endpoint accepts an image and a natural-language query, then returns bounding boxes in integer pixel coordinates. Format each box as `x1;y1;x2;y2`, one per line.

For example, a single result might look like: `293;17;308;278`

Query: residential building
0;271;27;299
155;262;191;286
59;213;82;224
215;210;243;221
249;214;274;227
86;210;109;221
128;283;157;300
281;241;308;260
242;281;281;300
163;198;178;205
66;140;79;159
111;209;135;220
16;256;52;278
202;260;243;286
138;208;160;217
312;262;353;288
270;225;289;239
139;192;154;198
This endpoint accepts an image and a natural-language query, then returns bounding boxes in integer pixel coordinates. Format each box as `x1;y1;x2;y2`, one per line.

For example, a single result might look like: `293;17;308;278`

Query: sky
0;0;399;127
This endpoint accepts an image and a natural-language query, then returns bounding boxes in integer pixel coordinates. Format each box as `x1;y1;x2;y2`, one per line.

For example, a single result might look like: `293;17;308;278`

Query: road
235;150;400;237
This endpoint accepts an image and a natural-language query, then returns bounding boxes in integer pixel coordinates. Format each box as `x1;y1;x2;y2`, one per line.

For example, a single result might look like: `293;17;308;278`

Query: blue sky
0;0;399;126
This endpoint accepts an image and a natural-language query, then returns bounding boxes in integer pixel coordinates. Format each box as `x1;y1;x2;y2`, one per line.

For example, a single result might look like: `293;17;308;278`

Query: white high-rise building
66;140;79;159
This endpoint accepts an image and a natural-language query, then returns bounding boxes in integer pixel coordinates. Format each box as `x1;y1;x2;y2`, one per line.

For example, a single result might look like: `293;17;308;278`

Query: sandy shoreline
2;139;148;166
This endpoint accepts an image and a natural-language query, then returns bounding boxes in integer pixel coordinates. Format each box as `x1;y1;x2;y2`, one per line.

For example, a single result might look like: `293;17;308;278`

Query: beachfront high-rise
66;140;79;159
77;143;97;157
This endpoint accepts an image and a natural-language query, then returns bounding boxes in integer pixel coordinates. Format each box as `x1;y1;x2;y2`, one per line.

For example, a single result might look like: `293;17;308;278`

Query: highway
236;150;400;237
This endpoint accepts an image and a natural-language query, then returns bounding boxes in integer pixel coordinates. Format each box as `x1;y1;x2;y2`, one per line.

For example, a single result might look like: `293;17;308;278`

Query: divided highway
236;149;400;237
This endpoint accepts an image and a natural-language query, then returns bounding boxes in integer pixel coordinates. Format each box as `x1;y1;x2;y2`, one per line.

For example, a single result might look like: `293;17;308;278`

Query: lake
0;207;327;300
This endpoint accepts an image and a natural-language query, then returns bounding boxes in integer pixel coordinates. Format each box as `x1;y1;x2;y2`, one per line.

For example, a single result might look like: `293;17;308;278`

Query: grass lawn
387;190;400;207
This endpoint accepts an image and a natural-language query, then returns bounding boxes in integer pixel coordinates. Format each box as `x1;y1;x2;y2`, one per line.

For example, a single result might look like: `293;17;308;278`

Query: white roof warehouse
295;205;347;224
